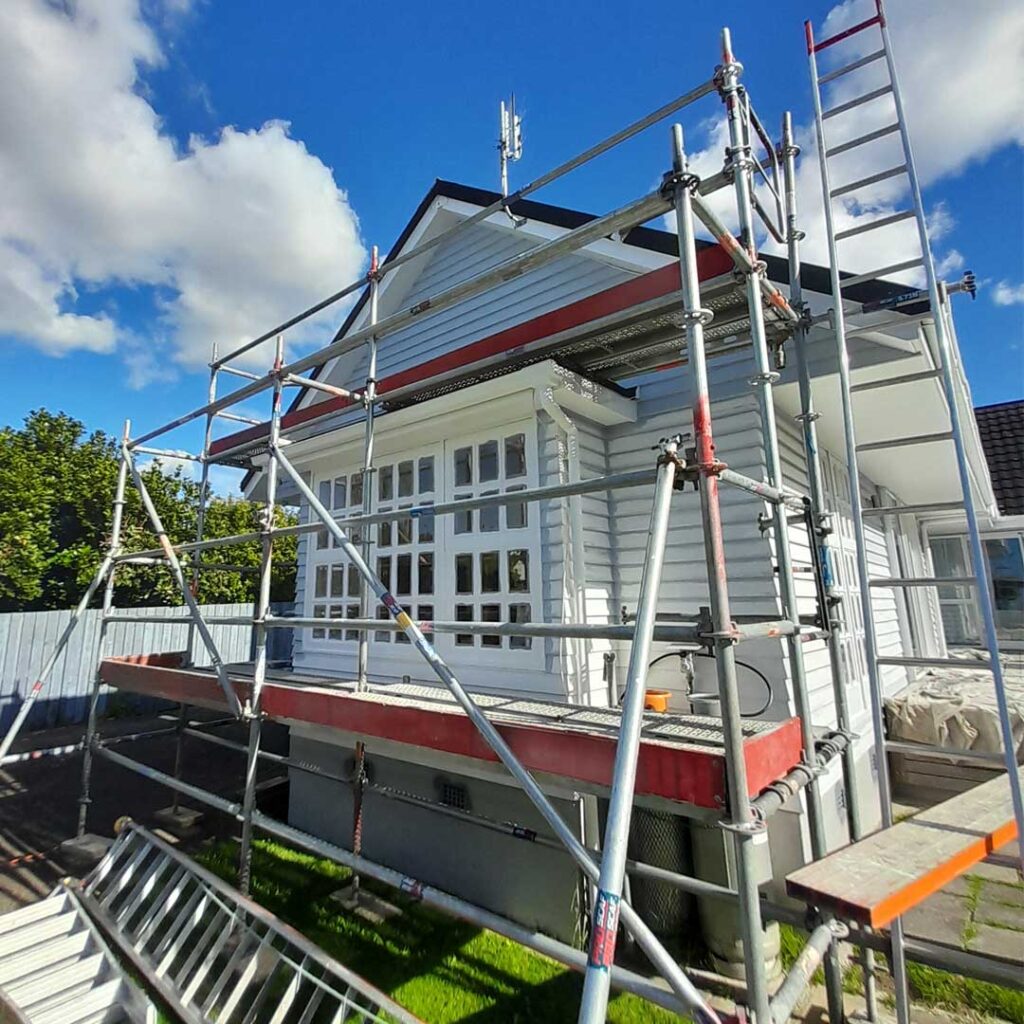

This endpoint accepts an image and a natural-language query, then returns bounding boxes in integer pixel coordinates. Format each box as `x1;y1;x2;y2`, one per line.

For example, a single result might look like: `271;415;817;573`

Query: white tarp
885;649;1024;757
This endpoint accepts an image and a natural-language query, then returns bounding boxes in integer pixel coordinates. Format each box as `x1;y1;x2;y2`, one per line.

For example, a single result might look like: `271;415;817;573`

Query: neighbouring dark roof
975;400;1024;516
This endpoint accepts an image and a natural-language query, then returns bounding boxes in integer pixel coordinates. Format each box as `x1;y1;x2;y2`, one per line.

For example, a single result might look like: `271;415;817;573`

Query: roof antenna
499;95;526;227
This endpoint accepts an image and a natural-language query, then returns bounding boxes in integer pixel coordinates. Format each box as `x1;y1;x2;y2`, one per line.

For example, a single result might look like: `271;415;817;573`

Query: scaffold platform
99;653;802;813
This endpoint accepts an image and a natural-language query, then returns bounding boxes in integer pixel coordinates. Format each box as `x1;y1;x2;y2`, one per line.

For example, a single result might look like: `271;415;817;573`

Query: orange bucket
644;689;671;713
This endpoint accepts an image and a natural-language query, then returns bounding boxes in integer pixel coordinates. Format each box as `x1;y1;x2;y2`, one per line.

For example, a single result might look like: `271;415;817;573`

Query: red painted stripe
812;14;881;53
209;246;734;457
100;658;802;809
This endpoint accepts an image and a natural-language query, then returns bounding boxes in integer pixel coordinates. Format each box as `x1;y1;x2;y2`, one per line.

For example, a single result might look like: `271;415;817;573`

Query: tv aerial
498;95;526;226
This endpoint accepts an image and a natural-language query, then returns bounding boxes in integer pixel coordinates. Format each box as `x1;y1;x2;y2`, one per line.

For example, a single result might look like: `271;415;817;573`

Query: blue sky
1;0;1021;494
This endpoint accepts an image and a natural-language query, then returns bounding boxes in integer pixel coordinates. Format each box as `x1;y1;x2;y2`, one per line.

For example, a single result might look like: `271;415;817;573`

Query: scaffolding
2;8;1021;1024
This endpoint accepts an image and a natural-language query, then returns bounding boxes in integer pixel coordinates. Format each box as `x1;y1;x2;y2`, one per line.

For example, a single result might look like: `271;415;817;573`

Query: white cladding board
302;220;637;438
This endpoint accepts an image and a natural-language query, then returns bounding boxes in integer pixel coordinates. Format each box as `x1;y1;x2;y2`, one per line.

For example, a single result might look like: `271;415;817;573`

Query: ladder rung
861;500;962;516
869;576;976;588
878;656;993;671
884;739;1004;765
811;13;882;53
831;165;907;198
827;122;900;157
819;49;886;85
856;431;953;452
850;369;943;393
840;258;923;290
822;85;893;120
835;209;915;241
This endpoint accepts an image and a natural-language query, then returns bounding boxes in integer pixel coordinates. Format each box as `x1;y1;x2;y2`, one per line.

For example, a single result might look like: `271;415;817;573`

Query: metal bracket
749;371;781;386
659;169;701;200
720;817;767;837
794;411;821;423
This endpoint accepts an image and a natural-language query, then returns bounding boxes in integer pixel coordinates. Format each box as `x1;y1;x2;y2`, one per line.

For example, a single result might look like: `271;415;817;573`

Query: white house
229;179;1001;948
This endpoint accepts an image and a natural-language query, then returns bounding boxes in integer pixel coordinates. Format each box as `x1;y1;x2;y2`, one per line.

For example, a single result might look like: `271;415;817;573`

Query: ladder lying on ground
0;823;422;1024
805;4;1024;1023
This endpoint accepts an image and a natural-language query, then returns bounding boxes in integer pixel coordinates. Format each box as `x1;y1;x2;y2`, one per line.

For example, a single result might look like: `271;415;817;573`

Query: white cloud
141;452;244;496
0;0;365;372
935;249;965;279
992;281;1024;306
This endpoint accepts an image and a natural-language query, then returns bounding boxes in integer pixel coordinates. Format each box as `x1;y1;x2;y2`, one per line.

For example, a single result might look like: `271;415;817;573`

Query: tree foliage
0;410;296;612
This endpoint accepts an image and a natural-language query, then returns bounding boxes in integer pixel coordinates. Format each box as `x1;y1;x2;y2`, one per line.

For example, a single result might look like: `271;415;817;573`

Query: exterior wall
303;219;636;439
287;727;585;943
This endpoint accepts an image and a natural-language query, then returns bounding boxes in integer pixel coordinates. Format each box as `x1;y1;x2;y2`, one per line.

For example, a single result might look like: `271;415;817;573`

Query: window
441;426;540;656
307;449;437;650
304;423;539;666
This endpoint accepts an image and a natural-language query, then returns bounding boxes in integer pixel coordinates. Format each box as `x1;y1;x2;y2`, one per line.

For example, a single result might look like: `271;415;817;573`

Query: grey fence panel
0;603;264;734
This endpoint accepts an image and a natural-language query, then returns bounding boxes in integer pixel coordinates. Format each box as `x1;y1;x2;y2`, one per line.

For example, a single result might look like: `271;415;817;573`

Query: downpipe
770;920;848;1024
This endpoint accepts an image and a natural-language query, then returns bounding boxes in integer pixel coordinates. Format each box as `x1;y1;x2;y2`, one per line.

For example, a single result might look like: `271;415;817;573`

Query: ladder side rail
805;16;913;1024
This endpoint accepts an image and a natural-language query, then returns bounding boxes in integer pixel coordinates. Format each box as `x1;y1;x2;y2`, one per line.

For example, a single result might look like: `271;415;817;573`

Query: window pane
454;447;472;486
508;549;529;593
505;433;527;477
330;566;344;598
377;555;391;590
398;460;414;498
397;554;412;595
481;603;501;647
312;604;326;639
379;465;394;501
480;490;499;532
480;551;500;592
510;603;532;649
396;605;412;643
344;604;359;641
314;565;328;599
454;496;472;535
418;552;434;595
418;604;434;623
418;456;435;493
397;510;413;545
456;554;473;594
351;472;364;507
328;605;343;641
315;528;329;550
456;604;474;646
318;480;332;507
418;504;435;543
479;440;499;482
347;564;361;598
506;484;527;529
375;605;391;642
333;476;347;509
379;518;392;547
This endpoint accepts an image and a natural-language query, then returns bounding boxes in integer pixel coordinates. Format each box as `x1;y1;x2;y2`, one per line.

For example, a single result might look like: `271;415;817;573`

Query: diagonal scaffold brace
271;442;721;1024
121;441;243;720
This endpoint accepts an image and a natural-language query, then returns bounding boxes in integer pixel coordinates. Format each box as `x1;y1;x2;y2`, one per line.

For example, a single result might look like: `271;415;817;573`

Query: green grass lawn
199;839;680;1024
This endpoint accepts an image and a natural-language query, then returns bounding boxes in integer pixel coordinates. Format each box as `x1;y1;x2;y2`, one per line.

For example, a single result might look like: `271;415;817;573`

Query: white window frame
301;417;543;671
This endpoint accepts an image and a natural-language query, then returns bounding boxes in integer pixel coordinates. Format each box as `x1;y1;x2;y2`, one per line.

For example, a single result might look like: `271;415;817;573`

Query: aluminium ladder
0;823;422;1024
805;3;1024;1024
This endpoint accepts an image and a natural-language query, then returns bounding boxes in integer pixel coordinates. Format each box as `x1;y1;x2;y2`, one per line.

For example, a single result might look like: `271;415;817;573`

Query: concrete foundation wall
288;727;586;943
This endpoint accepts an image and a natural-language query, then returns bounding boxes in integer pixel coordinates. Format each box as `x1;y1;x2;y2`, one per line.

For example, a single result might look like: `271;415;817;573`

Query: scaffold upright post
351;247;380;899
76;420;131;836
667;121;769;1024
238;334;285;894
781;109;877;1022
718;32;845;1021
576;437;679;1023
172;345;220;815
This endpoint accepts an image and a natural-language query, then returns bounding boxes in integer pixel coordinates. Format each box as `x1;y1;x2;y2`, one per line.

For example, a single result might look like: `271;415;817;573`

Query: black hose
645;649;774;717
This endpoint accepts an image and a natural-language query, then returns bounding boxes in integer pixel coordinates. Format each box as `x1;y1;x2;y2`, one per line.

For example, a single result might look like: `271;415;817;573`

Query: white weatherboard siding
300;219;636;440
